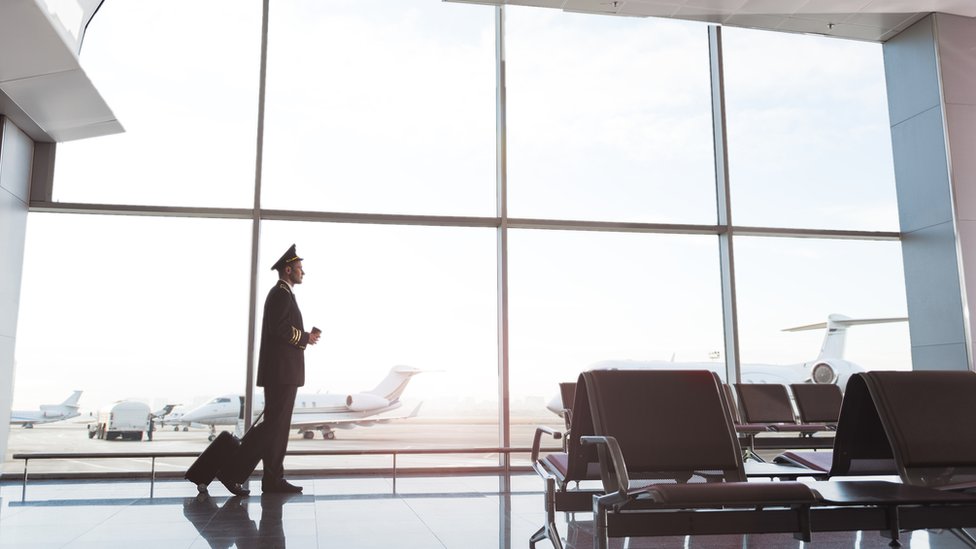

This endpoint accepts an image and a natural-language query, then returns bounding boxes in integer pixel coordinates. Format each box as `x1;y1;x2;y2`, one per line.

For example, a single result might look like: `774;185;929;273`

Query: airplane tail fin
368;366;423;402
407;402;423;418
60;390;83;409
783;314;908;360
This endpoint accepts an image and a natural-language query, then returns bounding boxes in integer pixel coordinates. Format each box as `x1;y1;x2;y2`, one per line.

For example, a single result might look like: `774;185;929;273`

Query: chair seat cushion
735;423;772;434
542;453;602;479
638;480;815;507
769;423;829;433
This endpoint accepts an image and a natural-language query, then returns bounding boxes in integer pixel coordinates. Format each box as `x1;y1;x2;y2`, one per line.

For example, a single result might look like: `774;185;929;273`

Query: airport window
49;0;262;208
507;229;725;450
722;27;899;231
505;7;716;224
11;214;252;470
7;1;907;475
261;0;496;216
733;236;910;380
258;221;499;451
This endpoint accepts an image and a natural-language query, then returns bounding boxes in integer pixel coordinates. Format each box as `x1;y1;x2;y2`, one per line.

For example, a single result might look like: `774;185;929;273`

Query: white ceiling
450;0;976;41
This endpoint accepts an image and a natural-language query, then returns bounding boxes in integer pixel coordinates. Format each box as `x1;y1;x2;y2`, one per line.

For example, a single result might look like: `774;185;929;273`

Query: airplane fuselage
10;410;80;426
181;394;404;426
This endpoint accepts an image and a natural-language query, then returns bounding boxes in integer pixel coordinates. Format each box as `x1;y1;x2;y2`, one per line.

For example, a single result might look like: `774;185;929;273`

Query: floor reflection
1;476;974;549
182;493;299;549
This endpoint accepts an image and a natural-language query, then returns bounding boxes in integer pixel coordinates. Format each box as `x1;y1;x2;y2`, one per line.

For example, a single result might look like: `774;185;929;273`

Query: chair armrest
581;435;631;506
531;426;563;462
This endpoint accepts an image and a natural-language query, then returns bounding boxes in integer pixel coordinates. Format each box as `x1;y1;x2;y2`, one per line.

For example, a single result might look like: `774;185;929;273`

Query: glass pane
262;0;496;216
734;236;910;390
8;214;252;473
258;222;498;451
507;229;725;449
506;7;716;224
723;28;898;231
51;1;262;208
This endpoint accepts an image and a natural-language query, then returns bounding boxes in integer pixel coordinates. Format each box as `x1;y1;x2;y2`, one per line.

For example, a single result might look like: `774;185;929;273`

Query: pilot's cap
271;244;303;271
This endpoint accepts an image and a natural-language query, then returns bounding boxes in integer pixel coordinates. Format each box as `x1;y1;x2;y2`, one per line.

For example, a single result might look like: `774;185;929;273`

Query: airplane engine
811;362;837;384
345;393;389;412
805;359;864;390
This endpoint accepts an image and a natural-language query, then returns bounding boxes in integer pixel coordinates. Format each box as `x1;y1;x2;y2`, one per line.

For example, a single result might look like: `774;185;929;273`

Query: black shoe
219;477;250;497
262;480;303;494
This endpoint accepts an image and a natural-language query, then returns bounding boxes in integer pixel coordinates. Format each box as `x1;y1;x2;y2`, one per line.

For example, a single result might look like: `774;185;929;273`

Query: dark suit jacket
257;281;309;387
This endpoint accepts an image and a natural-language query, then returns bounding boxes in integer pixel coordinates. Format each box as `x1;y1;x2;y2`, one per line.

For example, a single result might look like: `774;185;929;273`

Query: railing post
21;458;28;501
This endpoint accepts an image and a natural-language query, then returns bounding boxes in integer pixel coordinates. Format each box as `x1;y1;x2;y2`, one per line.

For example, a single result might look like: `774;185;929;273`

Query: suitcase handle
246;410;265;434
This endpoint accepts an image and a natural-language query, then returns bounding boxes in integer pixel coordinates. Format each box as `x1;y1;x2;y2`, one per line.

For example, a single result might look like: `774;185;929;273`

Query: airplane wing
290;402;423;430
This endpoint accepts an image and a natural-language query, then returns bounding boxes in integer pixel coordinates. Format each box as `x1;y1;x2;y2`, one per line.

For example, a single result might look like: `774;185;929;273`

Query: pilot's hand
308;331;321;345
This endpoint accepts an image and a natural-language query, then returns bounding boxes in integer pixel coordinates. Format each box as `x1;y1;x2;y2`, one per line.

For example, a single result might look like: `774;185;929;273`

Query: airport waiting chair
790;383;843;428
776;376;895;476
835;370;976;489
530;377;603;549
769;384;844;473
579;369;976;549
821;370;976;546
734;383;833;451
721;383;772;462
581;370;818;548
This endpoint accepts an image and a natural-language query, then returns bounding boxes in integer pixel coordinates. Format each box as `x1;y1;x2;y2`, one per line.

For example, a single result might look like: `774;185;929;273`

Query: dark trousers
262;383;297;485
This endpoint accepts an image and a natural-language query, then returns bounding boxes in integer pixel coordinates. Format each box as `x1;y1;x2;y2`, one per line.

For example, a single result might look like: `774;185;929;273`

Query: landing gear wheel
302;431;314;440
197;483;208;494
324;431;335;440
208;434;216;442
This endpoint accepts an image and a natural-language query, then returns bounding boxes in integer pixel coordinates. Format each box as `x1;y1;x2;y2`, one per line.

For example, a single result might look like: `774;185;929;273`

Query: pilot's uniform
257;244;310;490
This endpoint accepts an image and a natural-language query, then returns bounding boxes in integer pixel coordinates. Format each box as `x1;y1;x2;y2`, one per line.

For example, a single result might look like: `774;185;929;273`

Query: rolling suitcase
217;420;268;485
185;431;240;492
185;411;264;493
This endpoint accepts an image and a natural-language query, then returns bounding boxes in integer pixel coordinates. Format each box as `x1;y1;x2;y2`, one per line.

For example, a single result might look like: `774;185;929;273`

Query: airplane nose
181;408;203;422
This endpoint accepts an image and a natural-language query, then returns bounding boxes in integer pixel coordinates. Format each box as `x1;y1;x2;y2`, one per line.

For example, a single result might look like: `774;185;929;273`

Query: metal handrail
12;446;562;498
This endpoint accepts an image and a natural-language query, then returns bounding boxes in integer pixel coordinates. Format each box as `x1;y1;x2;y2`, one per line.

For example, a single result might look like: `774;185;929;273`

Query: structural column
884;14;976;371
0;117;34;466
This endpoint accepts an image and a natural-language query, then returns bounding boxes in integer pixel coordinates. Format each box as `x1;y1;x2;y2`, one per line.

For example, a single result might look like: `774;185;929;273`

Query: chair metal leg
881;506;902;547
948;528;976;548
529;525;546;548
593;497;608;549
530;476;564;549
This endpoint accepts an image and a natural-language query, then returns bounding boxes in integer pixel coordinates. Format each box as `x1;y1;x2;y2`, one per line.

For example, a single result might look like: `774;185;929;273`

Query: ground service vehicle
88;400;151;441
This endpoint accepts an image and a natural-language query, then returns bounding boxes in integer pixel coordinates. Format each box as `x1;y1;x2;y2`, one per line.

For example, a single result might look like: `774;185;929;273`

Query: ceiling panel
452;0;976;41
0;0;123;142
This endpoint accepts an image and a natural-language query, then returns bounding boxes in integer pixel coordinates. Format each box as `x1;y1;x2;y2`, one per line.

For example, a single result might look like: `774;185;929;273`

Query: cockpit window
209;397;232;404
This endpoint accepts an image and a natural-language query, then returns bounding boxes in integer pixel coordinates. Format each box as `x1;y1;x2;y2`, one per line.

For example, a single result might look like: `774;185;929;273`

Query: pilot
249;244;320;496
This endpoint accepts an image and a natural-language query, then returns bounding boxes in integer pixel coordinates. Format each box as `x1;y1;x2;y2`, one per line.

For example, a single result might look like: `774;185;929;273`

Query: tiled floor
2;474;975;548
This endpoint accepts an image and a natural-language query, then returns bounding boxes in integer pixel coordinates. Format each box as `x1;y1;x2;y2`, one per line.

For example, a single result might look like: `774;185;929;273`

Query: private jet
181;365;423;440
546;314;907;415
153;404;193;431
10;390;83;428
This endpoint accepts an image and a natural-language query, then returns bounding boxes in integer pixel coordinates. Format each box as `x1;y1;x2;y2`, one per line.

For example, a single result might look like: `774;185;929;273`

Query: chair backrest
721;383;744;424
583;369;746;482
790;383;843;424
734;383;797;424
559;381;577;430
828;373;895;477
860;370;976;487
561;374;599;480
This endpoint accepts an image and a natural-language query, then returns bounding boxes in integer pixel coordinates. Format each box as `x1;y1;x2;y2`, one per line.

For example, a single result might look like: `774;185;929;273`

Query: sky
10;1;910;422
